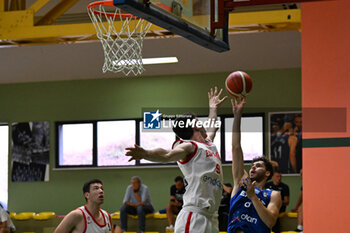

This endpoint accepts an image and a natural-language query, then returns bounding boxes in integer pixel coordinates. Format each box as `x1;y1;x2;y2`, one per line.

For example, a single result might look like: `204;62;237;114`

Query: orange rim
87;0;137;19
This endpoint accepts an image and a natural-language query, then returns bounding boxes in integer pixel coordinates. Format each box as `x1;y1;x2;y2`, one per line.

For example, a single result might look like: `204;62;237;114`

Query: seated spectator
120;176;154;233
218;183;232;231
165;176;186;231
0;204;15;233
266;170;290;233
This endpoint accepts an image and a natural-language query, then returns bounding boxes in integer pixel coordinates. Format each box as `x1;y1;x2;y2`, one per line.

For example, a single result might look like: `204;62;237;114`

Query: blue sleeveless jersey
227;187;272;233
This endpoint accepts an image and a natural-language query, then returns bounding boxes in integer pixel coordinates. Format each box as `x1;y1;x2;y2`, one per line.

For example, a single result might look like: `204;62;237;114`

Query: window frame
55;120;97;168
0;123;9;209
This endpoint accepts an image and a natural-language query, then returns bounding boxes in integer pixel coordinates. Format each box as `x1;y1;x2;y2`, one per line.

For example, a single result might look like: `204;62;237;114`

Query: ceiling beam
35;0;80;25
225;0;330;8
0;8;301;47
28;0;50;14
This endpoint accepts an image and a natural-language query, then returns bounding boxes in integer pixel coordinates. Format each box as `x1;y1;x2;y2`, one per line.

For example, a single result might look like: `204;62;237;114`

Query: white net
88;3;152;76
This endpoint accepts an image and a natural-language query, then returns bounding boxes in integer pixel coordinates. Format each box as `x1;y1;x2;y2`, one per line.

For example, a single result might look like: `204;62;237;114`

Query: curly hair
252;156;274;180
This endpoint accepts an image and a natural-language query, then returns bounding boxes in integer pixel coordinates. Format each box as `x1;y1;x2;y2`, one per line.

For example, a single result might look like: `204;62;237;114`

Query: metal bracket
210;0;330;36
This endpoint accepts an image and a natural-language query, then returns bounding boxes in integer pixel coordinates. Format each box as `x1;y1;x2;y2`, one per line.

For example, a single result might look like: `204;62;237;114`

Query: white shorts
174;208;219;233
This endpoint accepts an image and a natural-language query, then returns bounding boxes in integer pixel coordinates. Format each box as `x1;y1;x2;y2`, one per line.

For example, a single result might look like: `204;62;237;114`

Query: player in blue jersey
228;97;282;233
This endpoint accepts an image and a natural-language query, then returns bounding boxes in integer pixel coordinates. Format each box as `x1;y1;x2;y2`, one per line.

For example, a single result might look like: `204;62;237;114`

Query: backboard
113;0;229;52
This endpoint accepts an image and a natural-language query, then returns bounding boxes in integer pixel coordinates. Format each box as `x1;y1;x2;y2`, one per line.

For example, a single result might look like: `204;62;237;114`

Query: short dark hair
274;169;282;174
172;113;197;140
252;156;274;180
174;176;183;182
83;179;103;202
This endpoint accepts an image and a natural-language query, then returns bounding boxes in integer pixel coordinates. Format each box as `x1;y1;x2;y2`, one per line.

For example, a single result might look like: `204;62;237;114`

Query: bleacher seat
278;212;287;218
111;211;154;220
33;212;56;220
287;212;298;218
9;212;16;218
128;213;154;219
111;211;120;220
13;212;35;220
153;212;167;219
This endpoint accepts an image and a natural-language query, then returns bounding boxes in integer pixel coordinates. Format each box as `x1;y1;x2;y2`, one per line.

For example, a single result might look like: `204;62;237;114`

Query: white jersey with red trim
78;205;112;233
173;139;223;214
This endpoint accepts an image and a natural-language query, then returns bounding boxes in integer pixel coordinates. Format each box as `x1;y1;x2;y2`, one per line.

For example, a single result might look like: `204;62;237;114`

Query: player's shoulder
172;139;197;152
64;208;84;223
172;139;193;148
270;190;282;199
205;137;213;143
260;187;274;198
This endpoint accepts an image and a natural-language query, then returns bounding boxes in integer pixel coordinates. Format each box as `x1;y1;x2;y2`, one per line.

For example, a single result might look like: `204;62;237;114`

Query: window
98;121;136;166
58;123;93;166
56;120;136;168
139;121;175;164
224;115;264;162
0;124;8;208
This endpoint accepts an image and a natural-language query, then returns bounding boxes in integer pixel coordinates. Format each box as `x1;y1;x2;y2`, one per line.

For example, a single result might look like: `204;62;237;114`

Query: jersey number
215;164;221;174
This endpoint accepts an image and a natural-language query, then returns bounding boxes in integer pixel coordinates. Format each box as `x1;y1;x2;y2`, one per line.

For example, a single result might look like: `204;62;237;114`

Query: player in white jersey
126;87;227;233
54;179;122;233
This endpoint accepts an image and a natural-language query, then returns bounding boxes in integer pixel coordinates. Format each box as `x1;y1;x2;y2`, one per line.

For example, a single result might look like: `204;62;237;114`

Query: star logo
150;110;162;122
143;110;162;129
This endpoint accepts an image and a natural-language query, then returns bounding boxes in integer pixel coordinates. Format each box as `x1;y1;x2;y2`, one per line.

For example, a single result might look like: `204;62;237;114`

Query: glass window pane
0;125;8;209
225;117;263;161
60;124;93;166
139;122;175;164
98;121;136;166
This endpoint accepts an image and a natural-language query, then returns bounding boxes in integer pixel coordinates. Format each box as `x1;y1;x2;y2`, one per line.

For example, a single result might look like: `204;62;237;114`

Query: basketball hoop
87;0;152;76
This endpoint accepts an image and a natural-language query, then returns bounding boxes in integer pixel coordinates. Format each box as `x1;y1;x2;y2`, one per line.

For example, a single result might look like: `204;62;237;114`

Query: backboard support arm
210;0;331;36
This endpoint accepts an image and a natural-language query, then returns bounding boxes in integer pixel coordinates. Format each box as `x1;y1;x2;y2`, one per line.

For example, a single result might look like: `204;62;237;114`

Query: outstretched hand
208;86;228;108
125;144;147;162
240;176;256;199
231;96;246;115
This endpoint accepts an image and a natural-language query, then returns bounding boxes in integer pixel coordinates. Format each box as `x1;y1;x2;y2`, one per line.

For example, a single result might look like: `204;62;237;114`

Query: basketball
225;71;253;98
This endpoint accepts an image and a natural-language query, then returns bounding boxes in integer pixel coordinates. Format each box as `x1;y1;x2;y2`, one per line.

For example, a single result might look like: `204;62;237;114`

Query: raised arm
207;87;227;141
231;97;248;194
125;142;195;163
